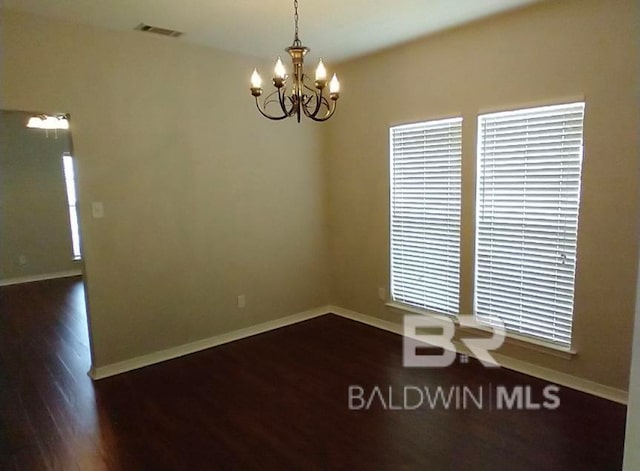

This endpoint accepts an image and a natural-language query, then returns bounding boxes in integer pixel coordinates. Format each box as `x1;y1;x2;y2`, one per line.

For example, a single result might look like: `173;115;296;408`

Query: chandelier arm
306;99;337;122
299;74;325;119
301;76;316;93
286;94;302;119
302;90;324;119
254;96;290;121
303;88;318;96
301;92;314;107
278;86;294;117
263;90;283;108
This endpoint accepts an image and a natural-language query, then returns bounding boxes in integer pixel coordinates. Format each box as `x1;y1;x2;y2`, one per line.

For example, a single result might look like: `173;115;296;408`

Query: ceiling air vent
134;23;183;38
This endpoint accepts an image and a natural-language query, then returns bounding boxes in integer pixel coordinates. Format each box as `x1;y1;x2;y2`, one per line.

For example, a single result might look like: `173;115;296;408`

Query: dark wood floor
0;277;628;470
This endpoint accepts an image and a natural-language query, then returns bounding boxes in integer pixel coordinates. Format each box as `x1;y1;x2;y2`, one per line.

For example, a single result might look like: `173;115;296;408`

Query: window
390;117;462;315
475;102;585;348
62;154;81;260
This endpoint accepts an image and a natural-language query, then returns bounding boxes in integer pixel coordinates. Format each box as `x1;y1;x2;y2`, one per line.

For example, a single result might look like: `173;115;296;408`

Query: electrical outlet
378;287;386;301
237;294;246;308
18;255;27;266
91;202;104;219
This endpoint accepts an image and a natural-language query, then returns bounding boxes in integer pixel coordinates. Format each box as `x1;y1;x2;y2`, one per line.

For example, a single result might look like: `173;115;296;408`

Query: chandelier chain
293;0;301;47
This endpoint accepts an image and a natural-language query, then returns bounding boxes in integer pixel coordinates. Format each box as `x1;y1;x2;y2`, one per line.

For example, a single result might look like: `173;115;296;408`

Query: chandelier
249;0;340;123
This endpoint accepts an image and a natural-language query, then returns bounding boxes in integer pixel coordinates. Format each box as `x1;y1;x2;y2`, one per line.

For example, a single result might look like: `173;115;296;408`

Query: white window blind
475;102;585;348
390;117;462;315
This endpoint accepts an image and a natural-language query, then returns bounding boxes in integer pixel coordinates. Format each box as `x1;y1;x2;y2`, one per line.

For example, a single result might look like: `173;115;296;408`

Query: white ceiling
3;0;543;62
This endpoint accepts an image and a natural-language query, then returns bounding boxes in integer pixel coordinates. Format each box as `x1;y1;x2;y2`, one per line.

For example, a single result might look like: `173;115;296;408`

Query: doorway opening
0;108;93;369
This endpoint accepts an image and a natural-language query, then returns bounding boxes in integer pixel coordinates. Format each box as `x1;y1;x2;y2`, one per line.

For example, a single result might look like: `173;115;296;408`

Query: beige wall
0;110;77;280
326;0;639;389
1;10;330;367
2;1;638;391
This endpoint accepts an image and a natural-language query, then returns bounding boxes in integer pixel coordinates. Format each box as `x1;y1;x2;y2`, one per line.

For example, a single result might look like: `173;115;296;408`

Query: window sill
458;325;577;360
385;300;577;360
385;300;454;322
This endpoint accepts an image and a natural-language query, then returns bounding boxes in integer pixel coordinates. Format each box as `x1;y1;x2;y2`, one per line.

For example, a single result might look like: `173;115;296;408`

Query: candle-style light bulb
329;74;340;95
251;69;262;88
250;69;263;97
315;59;327;82
274;57;286;79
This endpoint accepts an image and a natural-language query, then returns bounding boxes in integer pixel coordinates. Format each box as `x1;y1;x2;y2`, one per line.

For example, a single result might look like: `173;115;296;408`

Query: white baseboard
0;269;82;287
330;305;404;335
89;303;629;404
328;305;629;405
89;305;331;380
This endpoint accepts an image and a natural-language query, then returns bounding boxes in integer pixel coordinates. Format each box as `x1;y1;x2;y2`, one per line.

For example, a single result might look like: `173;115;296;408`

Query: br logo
403;314;506;368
